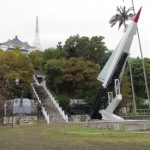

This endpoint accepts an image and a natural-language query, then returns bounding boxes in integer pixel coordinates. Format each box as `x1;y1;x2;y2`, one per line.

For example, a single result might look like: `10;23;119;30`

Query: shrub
75;89;85;99
57;95;70;109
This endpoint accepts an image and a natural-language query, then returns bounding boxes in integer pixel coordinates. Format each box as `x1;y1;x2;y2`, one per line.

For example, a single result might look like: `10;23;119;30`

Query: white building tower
33;16;41;50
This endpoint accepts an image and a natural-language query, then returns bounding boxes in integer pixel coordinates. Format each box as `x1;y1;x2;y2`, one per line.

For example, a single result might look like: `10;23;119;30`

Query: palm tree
109;6;134;30
109;6;137;112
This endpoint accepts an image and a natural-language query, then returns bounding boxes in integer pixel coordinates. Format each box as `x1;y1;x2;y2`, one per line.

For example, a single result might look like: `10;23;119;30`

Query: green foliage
29;51;43;70
62;58;100;95
135;96;145;108
44;59;63;93
75;89;85;99
43;48;62;60
138;104;149;109
144;58;150;87
130;58;150;98
62;35;108;67
63;34;90;58
28;34;150;109
57;94;70;109
0;49;33;99
88;36;108;65
119;57;150;108
84;90;98;103
120;71;132;107
75;89;98;103
43;57;100;100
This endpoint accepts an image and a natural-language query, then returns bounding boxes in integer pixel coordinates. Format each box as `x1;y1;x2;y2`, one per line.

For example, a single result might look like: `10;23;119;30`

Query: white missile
97;7;142;88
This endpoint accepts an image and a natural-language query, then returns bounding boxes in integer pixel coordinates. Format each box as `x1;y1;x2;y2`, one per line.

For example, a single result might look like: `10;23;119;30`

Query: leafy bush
84;90;98;103
75;89;85;99
57;95;70;109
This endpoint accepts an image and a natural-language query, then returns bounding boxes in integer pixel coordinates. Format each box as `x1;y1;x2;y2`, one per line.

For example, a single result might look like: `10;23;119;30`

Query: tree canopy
29;34;150;109
0;49;33;99
62;35;109;67
1;34;149;110
129;58;150;99
44;58;100;100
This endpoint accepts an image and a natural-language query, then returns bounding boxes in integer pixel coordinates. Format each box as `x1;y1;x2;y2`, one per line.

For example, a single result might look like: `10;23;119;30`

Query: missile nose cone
134;7;142;23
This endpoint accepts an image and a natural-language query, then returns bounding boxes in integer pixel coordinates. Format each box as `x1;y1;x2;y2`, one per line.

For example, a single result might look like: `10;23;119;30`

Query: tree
109;6;133;30
43;48;62;61
61;58;100;96
130;58;150;98
44;59;63;93
62;35;108;67
88;36;108;66
0;49;33;99
62;34;85;58
29;51;43;70
57;95;70;109
57;41;63;51
43;57;100;103
120;71;132;107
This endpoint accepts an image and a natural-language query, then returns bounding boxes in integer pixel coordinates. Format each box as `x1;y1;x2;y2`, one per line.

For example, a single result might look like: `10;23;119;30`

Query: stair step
33;84;65;122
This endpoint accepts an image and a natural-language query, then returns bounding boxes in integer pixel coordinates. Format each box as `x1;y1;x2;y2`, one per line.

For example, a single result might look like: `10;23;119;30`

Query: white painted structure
100;79;124;121
42;81;68;122
32;75;68;123
31;83;50;124
97;8;142;121
97;18;138;88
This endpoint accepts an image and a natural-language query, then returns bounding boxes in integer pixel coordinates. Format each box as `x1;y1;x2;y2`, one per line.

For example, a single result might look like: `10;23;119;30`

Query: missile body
97;8;142;88
90;8;142;119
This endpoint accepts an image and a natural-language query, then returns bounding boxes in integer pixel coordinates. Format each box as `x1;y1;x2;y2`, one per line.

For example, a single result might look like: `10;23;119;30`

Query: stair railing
33;75;68;122
42;81;68;122
31;83;50;124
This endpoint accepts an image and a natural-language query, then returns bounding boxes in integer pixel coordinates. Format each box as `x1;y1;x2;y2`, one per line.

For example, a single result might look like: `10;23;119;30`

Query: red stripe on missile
134;7;142;23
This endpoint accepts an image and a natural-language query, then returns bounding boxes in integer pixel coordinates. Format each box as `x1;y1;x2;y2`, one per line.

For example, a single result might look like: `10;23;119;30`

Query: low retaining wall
86;120;150;131
3;116;37;125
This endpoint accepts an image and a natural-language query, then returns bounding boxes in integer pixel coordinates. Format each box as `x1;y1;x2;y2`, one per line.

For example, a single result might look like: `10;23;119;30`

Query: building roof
0;36;35;49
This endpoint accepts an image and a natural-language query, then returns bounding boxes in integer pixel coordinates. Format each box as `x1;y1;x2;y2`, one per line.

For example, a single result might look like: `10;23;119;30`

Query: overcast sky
0;0;149;57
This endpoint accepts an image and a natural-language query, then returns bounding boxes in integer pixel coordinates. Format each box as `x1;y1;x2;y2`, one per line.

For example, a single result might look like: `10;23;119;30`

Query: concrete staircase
33;84;65;122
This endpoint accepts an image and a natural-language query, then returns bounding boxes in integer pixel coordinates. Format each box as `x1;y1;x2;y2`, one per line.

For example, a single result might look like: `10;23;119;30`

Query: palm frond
109;15;118;23
118;21;123;29
109;5;134;31
126;7;134;14
109;15;122;27
117;6;123;15
110;22;117;28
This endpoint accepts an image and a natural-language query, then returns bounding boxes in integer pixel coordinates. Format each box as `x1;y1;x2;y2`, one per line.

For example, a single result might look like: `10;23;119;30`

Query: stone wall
71;115;90;122
85;120;150;131
3;116;37;125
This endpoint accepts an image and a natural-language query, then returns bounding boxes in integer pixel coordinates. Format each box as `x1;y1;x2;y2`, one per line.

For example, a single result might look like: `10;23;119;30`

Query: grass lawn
0;124;150;150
